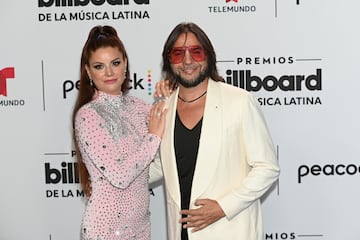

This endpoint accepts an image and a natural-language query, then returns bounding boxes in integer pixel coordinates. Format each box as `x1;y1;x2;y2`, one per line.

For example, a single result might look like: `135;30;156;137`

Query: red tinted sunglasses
169;45;206;64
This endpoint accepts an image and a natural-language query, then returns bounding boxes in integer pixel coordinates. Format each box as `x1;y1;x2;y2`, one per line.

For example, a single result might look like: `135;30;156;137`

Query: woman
72;25;167;240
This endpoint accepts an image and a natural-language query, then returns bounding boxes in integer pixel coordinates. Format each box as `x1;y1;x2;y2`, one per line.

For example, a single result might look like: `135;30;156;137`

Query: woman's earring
89;78;93;86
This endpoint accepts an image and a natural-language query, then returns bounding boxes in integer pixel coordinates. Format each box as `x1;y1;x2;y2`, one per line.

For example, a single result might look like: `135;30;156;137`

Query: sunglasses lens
169;48;185;64
189;47;206;62
169;46;206;64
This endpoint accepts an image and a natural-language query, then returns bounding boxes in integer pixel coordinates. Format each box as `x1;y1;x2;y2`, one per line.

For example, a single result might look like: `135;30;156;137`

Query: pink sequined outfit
75;91;161;240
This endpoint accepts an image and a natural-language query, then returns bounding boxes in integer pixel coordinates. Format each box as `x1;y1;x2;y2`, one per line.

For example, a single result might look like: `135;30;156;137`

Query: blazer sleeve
149;152;164;187
217;93;280;220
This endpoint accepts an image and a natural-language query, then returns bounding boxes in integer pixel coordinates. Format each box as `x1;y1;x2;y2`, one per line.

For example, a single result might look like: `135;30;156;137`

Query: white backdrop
1;0;360;239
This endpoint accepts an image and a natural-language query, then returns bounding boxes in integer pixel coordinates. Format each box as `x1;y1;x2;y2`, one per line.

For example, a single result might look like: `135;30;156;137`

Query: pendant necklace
178;91;207;103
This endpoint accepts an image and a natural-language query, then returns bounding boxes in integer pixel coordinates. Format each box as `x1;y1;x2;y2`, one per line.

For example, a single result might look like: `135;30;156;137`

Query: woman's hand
153;79;173;104
148;100;168;138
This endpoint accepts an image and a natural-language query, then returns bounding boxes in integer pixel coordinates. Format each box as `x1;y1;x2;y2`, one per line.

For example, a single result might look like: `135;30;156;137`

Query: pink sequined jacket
75;91;161;240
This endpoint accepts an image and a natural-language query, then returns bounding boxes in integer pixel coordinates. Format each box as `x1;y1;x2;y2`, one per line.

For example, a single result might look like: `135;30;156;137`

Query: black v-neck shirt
174;111;203;240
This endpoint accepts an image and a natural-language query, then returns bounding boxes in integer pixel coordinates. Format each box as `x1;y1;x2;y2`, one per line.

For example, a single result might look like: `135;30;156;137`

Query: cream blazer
150;79;280;240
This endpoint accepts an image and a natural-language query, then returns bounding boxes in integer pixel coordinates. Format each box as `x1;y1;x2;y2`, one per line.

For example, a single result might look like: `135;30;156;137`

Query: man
151;22;280;240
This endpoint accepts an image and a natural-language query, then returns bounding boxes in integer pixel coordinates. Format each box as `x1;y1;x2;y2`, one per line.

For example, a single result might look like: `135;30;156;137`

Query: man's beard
174;65;208;88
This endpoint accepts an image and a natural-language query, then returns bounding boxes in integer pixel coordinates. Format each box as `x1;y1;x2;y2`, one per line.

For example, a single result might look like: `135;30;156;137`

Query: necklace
178;91;207;103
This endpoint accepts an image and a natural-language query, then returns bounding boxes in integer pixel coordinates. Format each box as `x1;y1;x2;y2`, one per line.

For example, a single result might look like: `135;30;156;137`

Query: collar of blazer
160;79;223;207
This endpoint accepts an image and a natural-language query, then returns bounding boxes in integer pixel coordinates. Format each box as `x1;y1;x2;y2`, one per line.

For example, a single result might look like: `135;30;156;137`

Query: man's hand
179;199;225;233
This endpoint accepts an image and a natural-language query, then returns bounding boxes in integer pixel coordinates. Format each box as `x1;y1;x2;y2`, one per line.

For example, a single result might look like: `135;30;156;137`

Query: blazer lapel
190;80;222;202
161;81;223;207
160;88;181;208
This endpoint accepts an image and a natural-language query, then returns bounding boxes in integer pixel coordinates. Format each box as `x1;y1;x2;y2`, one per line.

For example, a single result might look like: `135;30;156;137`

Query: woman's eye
93;64;103;70
113;60;121;66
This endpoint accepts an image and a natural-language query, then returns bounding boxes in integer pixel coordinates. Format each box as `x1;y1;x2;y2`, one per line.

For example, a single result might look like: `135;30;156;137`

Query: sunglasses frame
169;45;206;64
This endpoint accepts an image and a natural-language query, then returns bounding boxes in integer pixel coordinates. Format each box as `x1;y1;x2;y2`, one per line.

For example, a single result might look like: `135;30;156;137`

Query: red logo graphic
0;67;15;96
226;0;238;2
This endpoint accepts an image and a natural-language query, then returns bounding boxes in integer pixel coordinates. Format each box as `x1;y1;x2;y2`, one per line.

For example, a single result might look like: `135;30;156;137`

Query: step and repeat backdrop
1;0;359;239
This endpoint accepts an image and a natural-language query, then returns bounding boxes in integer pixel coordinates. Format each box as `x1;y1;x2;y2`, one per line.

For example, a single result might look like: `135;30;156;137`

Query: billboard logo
38;0;149;7
38;0;151;22
226;0;238;2
45;162;80;184
0;67;15;97
225;68;322;92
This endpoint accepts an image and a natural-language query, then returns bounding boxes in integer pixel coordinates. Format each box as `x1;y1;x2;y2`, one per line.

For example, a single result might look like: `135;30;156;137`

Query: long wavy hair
71;25;130;197
161;22;224;90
